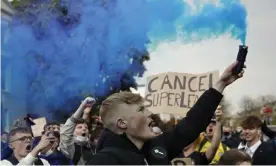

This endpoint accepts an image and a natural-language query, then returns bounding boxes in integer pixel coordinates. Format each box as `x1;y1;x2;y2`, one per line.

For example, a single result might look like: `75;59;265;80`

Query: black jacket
222;136;240;148
252;142;276;165
261;121;276;139
87;88;223;165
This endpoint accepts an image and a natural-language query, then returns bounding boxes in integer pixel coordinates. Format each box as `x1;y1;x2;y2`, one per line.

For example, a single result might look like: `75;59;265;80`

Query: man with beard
0;127;52;165
239;115;276;165
60;97;96;165
87;61;246;165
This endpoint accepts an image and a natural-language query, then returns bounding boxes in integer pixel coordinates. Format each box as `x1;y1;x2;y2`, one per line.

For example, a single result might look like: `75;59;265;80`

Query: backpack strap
198;137;208;152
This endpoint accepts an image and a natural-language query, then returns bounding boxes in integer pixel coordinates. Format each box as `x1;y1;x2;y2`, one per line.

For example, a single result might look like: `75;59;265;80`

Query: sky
135;0;276;113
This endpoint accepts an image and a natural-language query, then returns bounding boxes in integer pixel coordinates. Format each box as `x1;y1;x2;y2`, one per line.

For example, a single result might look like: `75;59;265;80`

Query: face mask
152;127;162;135
74;136;89;145
44;149;54;156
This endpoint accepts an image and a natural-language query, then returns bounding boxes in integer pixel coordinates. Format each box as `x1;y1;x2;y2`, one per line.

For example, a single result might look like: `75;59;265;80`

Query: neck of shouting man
126;135;144;150
13;152;25;161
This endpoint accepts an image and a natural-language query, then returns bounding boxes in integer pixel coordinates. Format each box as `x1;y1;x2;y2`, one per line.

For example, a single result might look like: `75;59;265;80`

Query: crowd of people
1;61;276;165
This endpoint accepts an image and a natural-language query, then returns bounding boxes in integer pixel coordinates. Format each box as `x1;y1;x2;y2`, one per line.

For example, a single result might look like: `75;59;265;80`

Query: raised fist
82;97;96;107
82;97;96;114
215;108;223;122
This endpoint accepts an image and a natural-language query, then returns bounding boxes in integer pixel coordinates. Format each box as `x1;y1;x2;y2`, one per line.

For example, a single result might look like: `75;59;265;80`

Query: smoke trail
178;0;247;44
1;0;247;118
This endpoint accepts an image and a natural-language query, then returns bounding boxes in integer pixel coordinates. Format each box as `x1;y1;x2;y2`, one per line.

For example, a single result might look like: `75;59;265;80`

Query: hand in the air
215;108;223;122
218;61;246;87
82;97;96;114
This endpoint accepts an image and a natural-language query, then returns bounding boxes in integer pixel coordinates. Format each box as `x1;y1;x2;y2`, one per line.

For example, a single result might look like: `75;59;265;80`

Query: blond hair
100;91;144;129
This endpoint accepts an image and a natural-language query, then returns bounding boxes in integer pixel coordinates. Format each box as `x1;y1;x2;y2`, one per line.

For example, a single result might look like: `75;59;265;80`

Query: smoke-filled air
1;0;247;118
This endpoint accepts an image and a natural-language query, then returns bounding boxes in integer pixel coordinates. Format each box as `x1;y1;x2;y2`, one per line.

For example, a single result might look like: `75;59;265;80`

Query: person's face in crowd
45;125;60;132
52;125;60;132
236;126;243;133
239;130;246;140
243;127;261;142
117;102;156;141
9;132;33;158
1;133;8;143
206;121;216;137
45;125;52;132
74;123;89;137
223;126;232;136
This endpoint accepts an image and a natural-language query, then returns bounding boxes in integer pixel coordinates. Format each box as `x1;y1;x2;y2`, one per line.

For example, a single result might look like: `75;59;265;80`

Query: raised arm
60;97;95;159
261;120;276;139
205;109;223;161
155;61;246;160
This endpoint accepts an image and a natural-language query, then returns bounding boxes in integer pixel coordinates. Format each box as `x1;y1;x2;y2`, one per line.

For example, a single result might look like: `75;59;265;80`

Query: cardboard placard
145;71;219;116
31;117;47;137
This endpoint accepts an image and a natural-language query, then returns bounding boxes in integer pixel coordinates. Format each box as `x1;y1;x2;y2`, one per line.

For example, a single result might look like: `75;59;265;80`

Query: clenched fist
82;97;96;114
215;107;223;122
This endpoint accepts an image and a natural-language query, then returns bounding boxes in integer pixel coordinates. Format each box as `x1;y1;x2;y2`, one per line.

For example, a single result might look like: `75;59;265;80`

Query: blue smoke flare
1;0;247;118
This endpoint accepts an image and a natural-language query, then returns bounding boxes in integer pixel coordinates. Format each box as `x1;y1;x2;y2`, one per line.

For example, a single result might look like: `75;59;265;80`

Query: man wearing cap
195;105;229;164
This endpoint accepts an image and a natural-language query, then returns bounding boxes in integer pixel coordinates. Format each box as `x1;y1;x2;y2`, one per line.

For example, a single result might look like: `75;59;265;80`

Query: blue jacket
1;142;13;160
39;150;73;165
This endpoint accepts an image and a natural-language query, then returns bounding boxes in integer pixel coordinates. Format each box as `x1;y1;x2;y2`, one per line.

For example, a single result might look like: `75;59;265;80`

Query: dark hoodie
87;88;223;165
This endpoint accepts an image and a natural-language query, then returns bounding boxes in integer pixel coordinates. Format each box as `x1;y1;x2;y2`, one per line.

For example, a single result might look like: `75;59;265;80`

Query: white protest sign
144;71;219;116
31;117;47;137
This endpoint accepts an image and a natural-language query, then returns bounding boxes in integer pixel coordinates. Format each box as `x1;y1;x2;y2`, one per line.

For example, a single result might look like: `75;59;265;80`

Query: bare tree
239;96;256;112
258;95;276;106
220;97;232;116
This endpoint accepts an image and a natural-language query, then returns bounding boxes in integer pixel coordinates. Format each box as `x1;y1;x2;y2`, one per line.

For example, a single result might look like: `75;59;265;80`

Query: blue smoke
1;0;247;118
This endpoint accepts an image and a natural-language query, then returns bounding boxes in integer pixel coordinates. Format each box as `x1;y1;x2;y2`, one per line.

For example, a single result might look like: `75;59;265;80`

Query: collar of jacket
96;128;143;154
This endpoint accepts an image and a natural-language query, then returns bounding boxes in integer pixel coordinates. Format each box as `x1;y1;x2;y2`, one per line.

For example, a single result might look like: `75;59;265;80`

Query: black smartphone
233;45;248;75
47;132;54;137
47;132;55;143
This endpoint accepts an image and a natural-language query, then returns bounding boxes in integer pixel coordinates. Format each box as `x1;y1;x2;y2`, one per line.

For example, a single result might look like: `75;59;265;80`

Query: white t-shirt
0;153;50;166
